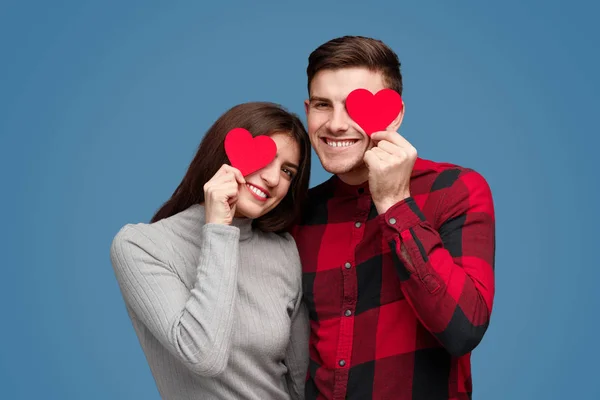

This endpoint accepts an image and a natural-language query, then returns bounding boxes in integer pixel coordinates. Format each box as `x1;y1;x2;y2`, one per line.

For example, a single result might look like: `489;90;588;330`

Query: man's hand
363;130;417;214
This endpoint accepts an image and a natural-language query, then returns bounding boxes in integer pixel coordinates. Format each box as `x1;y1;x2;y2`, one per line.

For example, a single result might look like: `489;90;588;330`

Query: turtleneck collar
230;214;253;241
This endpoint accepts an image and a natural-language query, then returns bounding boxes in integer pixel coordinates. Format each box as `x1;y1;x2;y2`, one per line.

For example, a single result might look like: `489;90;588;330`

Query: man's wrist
374;193;411;215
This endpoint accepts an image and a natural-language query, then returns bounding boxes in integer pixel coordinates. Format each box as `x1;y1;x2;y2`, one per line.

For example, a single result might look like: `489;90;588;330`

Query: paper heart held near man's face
345;88;403;136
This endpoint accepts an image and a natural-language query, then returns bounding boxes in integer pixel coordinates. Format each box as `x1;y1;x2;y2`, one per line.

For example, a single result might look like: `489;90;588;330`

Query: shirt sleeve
109;223;241;376
379;169;495;357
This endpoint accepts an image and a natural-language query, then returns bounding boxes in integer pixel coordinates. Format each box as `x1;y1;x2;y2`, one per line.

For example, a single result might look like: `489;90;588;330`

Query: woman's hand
203;164;246;225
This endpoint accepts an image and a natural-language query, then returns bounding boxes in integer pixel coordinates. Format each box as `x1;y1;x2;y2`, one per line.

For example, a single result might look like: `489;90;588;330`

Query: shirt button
355;221;361;228
339;360;346;367
344;262;351;269
389;217;396;225
344;309;352;317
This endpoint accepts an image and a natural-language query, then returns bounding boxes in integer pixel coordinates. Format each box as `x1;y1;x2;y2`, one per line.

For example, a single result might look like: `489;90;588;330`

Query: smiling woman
109;102;312;400
152;102;311;232
231;132;302;220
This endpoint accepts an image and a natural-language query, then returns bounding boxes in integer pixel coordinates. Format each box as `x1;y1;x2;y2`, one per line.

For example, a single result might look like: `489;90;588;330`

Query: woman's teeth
247;184;267;198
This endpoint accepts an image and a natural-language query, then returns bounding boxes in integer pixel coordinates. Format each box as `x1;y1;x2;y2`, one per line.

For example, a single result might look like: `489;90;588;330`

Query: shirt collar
331;175;371;198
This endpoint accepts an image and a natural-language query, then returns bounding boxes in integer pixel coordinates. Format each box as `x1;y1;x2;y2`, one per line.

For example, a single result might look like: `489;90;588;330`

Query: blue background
2;0;598;398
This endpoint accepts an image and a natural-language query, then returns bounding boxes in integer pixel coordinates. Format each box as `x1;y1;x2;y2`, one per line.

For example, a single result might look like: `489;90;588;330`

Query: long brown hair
151;102;311;233
307;35;403;96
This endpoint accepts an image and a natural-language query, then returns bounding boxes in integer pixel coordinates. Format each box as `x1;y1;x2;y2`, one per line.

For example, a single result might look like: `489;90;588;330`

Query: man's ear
304;99;310;117
389;100;405;132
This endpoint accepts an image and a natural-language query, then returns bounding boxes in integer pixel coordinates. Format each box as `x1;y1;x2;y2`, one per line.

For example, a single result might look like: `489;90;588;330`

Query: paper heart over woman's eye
345;88;403;136
224;128;277;176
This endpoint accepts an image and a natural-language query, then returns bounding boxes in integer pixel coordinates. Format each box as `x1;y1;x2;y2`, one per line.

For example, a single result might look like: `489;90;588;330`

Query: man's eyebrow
309;96;331;103
309;96;346;105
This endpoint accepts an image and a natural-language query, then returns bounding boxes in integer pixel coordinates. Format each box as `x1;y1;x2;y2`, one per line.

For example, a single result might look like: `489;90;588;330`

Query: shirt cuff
378;197;426;241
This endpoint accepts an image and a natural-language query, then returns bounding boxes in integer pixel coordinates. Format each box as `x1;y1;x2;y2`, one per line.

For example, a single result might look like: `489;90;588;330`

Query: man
291;36;495;400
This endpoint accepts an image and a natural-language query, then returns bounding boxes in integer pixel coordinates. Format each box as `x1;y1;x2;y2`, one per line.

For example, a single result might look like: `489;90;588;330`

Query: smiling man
291;36;496;400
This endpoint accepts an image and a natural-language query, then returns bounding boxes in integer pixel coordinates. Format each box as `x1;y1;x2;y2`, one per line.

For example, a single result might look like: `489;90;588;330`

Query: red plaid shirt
291;157;496;400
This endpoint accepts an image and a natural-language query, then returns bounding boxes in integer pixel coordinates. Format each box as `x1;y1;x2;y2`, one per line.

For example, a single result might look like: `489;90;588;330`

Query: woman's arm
110;222;241;377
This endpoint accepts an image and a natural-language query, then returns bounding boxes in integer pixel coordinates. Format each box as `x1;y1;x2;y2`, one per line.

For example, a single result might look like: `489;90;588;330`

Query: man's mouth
322;138;360;148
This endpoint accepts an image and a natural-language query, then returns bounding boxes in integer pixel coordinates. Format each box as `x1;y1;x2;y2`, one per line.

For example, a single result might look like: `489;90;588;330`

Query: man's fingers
376;139;403;156
370;147;395;163
371;130;410;148
363;149;379;167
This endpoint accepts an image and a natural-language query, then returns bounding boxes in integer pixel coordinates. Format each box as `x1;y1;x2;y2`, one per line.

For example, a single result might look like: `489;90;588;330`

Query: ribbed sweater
110;204;309;399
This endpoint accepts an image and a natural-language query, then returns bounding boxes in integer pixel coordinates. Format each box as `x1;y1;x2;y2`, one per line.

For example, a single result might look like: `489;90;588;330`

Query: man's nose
327;106;350;133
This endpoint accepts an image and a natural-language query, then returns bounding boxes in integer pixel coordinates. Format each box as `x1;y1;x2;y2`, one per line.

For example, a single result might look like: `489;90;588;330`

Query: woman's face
234;132;301;219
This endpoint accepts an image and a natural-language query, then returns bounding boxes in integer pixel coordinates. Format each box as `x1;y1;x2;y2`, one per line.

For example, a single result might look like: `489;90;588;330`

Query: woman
110;102;311;400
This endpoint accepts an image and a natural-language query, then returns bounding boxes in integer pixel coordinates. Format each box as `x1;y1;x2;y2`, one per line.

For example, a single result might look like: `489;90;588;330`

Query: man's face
304;67;403;184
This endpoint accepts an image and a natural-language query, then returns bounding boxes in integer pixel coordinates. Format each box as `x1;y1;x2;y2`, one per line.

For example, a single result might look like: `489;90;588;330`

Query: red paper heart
224;128;277;176
345;88;403;136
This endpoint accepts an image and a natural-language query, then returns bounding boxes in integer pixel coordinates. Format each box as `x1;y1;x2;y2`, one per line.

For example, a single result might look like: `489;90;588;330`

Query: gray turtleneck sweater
109;204;309;399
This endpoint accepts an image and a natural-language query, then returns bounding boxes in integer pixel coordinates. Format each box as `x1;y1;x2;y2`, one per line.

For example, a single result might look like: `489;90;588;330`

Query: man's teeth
326;140;355;147
247;184;267;198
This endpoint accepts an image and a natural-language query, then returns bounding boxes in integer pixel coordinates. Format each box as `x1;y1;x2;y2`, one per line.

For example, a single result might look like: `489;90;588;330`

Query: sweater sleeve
284;290;310;400
280;232;310;400
110;223;241;377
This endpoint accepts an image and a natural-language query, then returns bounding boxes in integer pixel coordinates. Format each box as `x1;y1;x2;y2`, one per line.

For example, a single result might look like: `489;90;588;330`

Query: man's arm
380;169;495;357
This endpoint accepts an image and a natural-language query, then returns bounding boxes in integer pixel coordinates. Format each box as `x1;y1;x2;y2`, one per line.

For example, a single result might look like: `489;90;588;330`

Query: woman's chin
237;198;280;220
235;204;264;219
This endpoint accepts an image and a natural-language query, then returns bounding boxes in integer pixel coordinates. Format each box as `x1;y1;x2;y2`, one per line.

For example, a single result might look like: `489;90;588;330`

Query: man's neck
337;166;369;186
